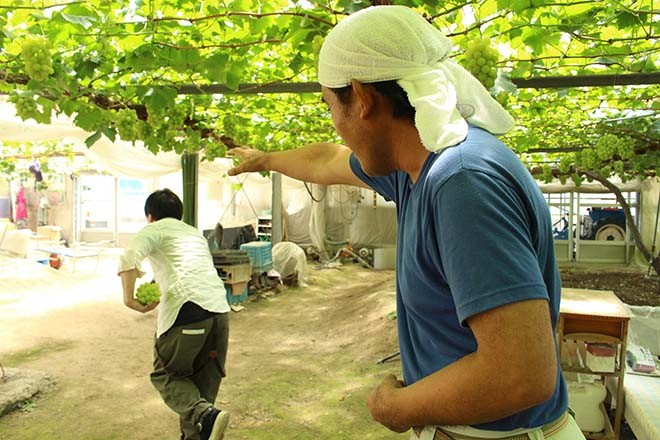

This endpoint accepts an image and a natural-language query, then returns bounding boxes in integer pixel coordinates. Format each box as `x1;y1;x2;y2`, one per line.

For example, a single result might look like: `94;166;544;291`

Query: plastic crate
239;241;272;268
225;283;248;305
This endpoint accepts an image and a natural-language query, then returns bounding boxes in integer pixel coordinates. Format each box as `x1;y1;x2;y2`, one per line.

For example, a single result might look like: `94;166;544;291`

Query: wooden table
558;288;632;440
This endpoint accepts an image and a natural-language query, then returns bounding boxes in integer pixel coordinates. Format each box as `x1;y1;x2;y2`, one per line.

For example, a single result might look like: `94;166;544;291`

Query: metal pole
114;176;119;246
271;172;282;245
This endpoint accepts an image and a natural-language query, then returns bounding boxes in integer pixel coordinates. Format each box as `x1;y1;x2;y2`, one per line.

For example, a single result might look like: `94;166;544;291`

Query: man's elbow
510;362;558;409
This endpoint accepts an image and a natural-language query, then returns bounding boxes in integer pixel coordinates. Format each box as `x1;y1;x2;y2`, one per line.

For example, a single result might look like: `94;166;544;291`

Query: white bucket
373;247;396;270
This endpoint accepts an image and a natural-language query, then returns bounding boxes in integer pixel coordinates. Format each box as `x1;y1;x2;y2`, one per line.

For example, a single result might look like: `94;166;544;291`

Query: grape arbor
0;0;658;270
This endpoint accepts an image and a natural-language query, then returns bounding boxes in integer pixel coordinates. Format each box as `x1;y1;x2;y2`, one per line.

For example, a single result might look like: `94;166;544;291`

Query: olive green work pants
150;313;229;440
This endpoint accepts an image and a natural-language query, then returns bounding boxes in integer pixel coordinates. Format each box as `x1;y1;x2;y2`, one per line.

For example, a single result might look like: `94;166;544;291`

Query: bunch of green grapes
595;134;619;160
541;164;553;183
613;160;625;175
577;149;599;170
22;37;54;81
146;103;167;129
558;153;574;174
616;137;636;160
136;282;161;305
570;173;583;186
10;95;40;120
114;108;140;141
167;104;190;126
495;91;508;107
222;114;237;138
464;38;499;90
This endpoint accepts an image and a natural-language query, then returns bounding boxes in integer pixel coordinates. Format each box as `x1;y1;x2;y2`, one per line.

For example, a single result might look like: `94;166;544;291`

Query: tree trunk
583;171;660;275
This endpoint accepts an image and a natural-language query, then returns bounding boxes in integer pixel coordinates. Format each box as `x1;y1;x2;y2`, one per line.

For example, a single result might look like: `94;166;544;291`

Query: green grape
558;154;573;174
222;115;236;137
146;104;166;129
613;160;624;174
114;108;140;141
10;95;41;120
571;173;583;187
22;37;54;81
312;35;324;54
616;137;636;160
136;282;161;305
595;134;619;160
168;104;189;126
463;38;499;90
541;163;553;183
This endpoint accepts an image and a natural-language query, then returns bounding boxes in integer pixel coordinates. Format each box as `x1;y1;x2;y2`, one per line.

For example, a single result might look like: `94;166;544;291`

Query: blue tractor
553;207;626;241
581;207;627;241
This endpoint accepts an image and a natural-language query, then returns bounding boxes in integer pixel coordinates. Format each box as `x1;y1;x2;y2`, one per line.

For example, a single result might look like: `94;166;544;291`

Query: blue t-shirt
350;126;567;431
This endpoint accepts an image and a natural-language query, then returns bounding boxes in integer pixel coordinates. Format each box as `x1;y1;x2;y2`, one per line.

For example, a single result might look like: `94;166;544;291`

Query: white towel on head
318;5;515;152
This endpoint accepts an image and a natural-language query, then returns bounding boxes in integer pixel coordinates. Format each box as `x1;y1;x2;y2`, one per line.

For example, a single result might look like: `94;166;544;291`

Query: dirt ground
0;259;403;440
0;256;657;440
558;264;660;307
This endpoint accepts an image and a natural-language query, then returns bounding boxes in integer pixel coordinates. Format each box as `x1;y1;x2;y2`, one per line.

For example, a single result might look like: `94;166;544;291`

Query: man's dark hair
144;188;183;221
330;80;416;122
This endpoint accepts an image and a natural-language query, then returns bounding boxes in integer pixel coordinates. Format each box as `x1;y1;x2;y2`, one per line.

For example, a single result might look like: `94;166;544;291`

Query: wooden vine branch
583;170;658;273
506;47;660;65
429;2;477;20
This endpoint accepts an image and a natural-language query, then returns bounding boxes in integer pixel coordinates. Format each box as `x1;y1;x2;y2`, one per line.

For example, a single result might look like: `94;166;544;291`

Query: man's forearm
370;300;558;430
119;269;158;313
119;269;139;306
388;352;546;428
265;143;367;187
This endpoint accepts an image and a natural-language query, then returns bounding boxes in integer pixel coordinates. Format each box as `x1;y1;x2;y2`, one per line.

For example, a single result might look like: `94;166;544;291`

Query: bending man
119;189;231;440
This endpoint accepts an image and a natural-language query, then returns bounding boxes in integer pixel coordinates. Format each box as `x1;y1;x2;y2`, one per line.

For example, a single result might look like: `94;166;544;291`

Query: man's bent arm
228;143;369;188
368;299;558;431
119;268;158;313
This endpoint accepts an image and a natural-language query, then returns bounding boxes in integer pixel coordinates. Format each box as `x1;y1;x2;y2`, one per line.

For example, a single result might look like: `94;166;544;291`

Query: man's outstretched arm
227;143;369;189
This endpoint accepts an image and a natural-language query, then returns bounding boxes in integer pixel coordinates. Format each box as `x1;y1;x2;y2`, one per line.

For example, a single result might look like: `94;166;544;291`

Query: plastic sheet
272;241;308;287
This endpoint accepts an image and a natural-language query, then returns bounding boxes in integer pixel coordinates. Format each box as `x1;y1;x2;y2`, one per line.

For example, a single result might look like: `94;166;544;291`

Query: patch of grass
19;400;36;413
227;357;403;440
3;340;75;366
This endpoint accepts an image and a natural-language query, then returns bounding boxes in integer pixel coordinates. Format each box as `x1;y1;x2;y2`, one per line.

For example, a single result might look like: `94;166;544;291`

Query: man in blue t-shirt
228;6;584;440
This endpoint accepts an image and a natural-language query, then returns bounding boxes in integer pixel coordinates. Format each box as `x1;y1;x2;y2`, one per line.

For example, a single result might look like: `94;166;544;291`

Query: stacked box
586;343;616;373
211;249;251;265
225;283;248;305
216;263;251;284
239;241;273;272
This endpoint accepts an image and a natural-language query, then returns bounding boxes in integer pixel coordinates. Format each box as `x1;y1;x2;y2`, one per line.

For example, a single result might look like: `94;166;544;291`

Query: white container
567;381;607;432
373;247;396;270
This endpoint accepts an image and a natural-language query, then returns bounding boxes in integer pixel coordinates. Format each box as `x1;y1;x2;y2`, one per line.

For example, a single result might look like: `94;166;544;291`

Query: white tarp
2;98;655;257
0;99;397;251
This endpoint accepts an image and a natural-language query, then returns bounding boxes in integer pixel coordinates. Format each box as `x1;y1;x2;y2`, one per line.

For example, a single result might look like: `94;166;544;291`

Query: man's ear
350;79;375;120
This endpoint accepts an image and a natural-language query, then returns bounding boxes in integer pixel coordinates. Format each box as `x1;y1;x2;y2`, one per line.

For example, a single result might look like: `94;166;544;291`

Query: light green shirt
119;217;229;337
